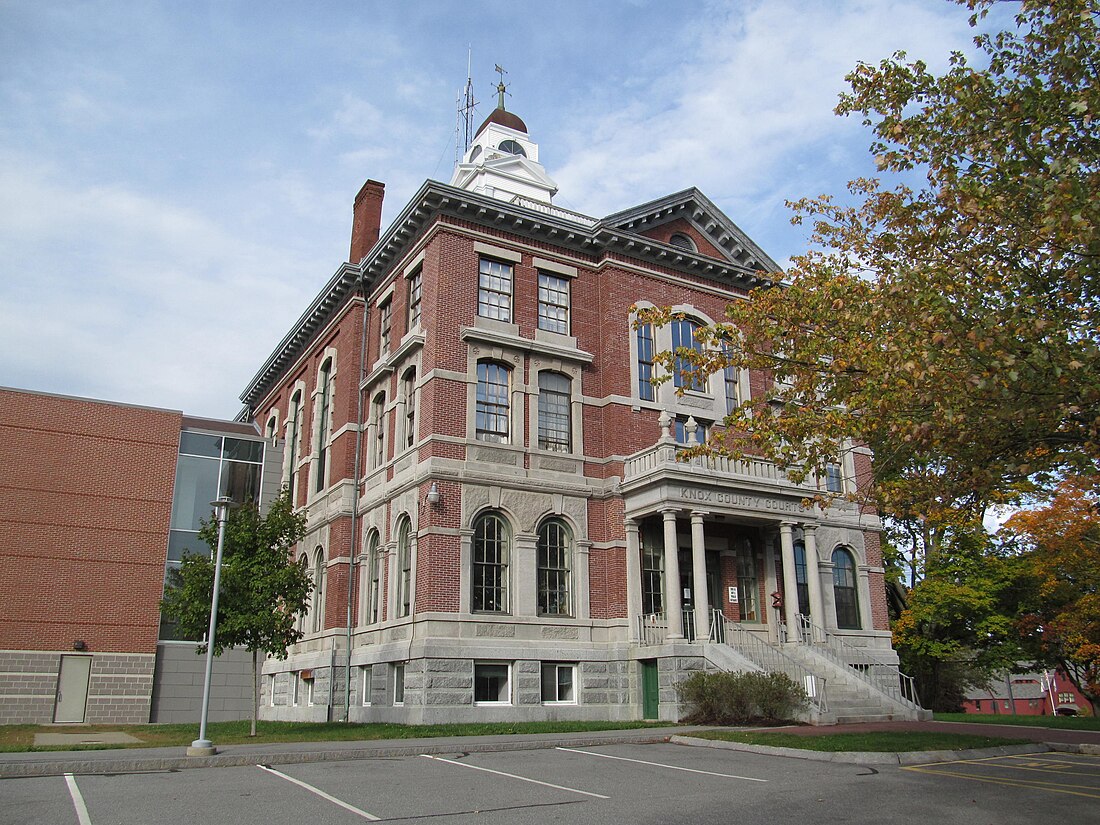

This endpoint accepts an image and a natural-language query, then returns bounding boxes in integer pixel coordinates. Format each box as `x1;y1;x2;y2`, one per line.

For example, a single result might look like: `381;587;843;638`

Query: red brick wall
863;530;889;631
0;388;181;655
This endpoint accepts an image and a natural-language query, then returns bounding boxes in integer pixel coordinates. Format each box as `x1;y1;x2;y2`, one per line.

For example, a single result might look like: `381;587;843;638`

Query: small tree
161;488;311;735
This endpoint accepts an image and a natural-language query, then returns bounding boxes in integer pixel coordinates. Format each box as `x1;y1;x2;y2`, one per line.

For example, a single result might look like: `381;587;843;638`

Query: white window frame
537;271;570;334
361;666;373;706
478;257;514;321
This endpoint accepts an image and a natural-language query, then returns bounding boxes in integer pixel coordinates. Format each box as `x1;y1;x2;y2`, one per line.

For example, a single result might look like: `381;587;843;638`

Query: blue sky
0;0;1011;419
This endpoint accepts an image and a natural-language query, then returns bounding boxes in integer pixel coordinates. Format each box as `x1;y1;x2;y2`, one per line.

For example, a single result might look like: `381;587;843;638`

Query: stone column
625;519;642;639
662;510;684;639
803;524;825;641
690;512;711;641
778;522;801;641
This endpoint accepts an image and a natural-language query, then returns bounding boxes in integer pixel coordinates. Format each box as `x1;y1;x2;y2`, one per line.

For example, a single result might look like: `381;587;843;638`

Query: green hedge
677;671;809;724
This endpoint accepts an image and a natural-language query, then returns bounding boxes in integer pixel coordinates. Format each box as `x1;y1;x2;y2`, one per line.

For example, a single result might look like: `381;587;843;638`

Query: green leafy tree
642;0;1099;525
161;489;311;735
890;522;1027;710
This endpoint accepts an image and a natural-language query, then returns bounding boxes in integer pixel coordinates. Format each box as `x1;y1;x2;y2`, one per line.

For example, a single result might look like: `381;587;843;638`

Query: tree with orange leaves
1005;476;1100;715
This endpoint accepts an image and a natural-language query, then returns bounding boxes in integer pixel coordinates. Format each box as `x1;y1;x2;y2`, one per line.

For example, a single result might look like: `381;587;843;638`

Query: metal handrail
717;614;828;712
795;614;922;708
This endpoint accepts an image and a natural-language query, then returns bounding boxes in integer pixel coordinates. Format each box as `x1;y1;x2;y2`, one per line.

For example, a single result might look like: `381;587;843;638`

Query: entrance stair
707;612;930;724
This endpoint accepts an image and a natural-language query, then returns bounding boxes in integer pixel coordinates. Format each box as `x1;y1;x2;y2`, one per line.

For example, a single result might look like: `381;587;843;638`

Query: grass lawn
0;719;667;753
934;712;1100;731
686;729;1031;752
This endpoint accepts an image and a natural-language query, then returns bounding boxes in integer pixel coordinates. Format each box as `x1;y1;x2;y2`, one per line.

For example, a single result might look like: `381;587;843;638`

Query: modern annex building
0;387;281;725
242;95;926;724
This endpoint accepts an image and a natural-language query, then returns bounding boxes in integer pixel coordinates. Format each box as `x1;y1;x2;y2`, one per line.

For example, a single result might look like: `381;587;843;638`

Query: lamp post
187;495;233;757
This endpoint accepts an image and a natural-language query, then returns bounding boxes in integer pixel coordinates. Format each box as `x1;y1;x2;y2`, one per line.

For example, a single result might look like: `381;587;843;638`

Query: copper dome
475;107;528;137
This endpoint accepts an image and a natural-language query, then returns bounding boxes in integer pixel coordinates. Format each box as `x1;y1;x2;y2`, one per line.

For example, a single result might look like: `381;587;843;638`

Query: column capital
661;508;679;520
802;523;818;536
778;521;795;535
689;510;706;523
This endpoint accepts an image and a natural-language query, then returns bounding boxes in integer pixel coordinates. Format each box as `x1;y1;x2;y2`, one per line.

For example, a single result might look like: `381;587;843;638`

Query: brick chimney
350;179;385;263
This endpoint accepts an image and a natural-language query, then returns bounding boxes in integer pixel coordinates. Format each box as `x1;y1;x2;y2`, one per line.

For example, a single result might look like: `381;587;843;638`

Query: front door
641;660;659;720
54;655;92;723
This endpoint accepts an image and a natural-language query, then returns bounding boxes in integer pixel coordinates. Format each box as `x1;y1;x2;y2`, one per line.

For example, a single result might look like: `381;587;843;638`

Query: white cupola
449;80;558;205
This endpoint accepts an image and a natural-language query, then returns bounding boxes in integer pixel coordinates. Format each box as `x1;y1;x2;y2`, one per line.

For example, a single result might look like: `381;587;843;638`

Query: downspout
344;285;370;722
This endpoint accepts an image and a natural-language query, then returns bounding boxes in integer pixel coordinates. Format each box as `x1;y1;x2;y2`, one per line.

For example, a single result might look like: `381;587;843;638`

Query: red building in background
964;670;1091;717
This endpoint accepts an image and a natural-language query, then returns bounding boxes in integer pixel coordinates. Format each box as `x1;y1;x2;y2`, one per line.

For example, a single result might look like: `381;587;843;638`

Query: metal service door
641;660;659;720
54;655;92;723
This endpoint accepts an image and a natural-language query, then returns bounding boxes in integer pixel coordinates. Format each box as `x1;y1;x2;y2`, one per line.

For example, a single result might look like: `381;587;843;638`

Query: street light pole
187;495;233;757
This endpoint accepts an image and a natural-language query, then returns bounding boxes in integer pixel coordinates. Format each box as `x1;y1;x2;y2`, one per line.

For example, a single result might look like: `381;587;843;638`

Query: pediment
601;188;781;272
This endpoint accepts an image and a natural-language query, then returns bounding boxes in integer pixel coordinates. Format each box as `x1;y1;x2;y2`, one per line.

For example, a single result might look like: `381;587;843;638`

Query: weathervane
494;64;509;109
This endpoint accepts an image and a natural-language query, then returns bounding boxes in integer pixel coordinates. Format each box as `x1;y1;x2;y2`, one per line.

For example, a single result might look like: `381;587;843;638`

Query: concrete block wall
149;644;255;723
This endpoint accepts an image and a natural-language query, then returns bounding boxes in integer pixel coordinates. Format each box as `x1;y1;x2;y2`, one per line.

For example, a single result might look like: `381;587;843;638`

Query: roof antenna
494;64;509;110
455;47;478;166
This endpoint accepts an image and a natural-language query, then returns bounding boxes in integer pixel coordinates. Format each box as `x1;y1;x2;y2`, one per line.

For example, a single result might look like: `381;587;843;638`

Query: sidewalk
3;720;1096;778
0;725;696;778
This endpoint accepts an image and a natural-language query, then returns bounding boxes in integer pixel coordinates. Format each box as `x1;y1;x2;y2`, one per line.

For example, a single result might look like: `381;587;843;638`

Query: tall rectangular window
406;267;422;330
537;272;569;334
737;547;759;622
723;344;739;416
288;391;302;504
315;360;331;493
475;362;510;443
478;258;513;321
372;393;386;468
641;532;664;615
825;462;844;493
637;323;656;401
672;317;704;390
379;297;392;355
537;372;571;452
402;369;417;449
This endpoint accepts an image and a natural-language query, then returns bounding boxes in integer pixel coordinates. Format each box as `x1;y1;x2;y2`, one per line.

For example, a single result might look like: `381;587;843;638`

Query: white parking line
556;747;768;782
256;764;380;820
420;753;611;799
64;773;93;825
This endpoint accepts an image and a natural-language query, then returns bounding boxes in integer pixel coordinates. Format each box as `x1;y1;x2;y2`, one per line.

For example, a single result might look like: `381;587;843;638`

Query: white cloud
0;155;319;418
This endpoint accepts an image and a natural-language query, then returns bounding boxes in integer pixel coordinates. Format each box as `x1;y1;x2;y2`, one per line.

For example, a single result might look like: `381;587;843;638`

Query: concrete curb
0;732;678;778
670;734;1051;765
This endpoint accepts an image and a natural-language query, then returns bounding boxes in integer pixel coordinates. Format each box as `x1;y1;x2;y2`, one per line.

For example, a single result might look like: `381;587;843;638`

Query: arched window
671;316;704;391
315;358;332;493
537;519;572;616
832;547;860;629
402;368;417;450
472;512;509;613
793;540;810;616
537;372;571;452
476;361;511;443
497;139;526;157
312;550;326;633
396;516;412;618
669;232;697;252
265;412;279;445
366;530;381;624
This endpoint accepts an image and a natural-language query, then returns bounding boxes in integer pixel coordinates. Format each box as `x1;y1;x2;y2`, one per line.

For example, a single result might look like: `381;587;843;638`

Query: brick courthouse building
0;95;924;726
242;97;924;724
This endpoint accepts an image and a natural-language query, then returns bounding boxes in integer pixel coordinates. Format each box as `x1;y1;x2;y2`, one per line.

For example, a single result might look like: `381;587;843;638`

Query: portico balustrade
623;441;813;491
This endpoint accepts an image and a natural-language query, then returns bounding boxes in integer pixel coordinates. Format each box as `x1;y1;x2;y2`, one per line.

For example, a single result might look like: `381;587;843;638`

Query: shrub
677;670;809;725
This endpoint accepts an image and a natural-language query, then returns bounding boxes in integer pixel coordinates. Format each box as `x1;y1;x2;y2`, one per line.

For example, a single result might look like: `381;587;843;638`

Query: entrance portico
621;427;882;648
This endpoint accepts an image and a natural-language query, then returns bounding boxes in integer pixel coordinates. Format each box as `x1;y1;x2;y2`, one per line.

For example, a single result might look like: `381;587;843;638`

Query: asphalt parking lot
4;742;1099;825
